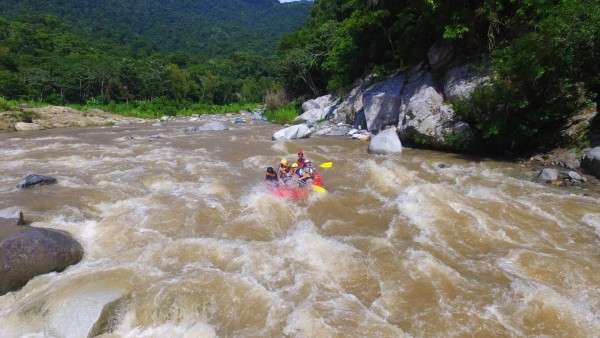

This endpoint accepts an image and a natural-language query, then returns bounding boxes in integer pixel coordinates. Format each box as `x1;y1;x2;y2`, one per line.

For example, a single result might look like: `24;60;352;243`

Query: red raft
268;179;324;200
269;185;311;200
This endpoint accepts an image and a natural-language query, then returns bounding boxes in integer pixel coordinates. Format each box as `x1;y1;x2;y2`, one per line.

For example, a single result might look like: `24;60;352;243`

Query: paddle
318;162;332;168
311;184;327;193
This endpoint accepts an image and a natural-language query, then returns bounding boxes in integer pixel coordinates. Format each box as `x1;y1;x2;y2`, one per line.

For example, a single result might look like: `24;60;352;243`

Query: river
1;116;599;337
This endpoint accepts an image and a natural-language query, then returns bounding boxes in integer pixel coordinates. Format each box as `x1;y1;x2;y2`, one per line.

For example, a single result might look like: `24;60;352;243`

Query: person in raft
291;163;302;181
277;159;292;185
297;151;306;167
265;167;278;183
299;159;324;186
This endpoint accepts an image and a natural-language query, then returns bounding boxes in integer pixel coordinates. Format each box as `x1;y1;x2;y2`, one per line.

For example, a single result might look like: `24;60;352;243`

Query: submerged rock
45;286;130;338
16;174;57;189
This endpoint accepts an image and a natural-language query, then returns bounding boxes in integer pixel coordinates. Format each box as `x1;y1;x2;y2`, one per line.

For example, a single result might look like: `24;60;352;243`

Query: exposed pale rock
15;122;43;131
272;124;311;141
368;128;402;154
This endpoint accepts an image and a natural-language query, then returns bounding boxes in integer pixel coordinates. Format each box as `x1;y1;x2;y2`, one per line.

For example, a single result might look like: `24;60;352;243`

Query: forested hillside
0;1;311;113
0;0;312;57
278;0;600;153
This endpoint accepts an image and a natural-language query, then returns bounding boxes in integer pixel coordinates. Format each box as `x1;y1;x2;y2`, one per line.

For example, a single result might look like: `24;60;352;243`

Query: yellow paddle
318;162;332;168
311;185;327;193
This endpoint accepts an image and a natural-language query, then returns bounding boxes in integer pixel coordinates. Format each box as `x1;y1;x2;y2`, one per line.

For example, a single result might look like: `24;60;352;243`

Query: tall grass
263;104;299;124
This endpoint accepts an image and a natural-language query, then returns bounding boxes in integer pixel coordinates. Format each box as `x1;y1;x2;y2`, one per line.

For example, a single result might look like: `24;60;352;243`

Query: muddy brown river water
1;117;599;337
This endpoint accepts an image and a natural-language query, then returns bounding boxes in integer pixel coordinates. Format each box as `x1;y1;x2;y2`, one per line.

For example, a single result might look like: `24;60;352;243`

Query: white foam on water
116;322;217;338
582;213;600;237
282;290;407;337
495;280;600;336
403;248;469;286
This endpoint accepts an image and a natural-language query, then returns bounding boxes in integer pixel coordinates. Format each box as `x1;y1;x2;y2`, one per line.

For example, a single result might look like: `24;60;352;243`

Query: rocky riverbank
0;105;148;132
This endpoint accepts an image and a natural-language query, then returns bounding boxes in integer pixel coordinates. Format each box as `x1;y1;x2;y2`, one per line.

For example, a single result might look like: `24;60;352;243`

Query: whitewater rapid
1;117;599;337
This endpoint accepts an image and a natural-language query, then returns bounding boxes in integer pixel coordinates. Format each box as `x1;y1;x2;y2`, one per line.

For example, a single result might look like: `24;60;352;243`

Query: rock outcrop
0;215;84;295
298;60;481;148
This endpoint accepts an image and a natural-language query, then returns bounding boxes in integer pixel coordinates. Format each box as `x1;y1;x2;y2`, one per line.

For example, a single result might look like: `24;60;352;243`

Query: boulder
581;147;600;178
368;128;402;154
443;63;491;101
293;108;328;124
16;174;57;189
15;122;43;131
363;74;404;132
398;70;460;146
328;80;368;125
0;221;84;295
272;124;312;141
536;168;559;183
45;286;129;338
301;94;336;112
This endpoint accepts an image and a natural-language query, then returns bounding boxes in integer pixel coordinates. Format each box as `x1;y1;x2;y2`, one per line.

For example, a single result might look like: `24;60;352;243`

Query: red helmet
298;151;304;156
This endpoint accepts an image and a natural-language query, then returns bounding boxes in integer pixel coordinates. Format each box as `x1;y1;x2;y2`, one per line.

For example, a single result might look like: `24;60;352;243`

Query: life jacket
265;172;278;181
297;158;306;167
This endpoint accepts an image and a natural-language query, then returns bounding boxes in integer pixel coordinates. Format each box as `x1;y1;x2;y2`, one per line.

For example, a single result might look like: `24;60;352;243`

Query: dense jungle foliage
0;0;311;116
278;0;600;153
1;0;598;153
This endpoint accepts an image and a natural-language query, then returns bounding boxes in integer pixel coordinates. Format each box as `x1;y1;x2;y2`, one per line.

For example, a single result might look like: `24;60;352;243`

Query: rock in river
0;215;84;295
16;174;57;189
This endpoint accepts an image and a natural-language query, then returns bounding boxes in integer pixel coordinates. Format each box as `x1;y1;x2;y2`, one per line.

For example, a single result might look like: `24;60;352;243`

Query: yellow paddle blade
312;185;327;193
318;162;332;168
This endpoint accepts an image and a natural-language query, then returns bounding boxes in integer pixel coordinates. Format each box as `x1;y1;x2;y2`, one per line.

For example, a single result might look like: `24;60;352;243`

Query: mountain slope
0;0;312;57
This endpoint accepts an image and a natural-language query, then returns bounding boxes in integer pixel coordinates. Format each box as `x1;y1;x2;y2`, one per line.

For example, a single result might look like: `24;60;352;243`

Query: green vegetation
278;0;600;154
0;2;310;118
0;0;311;58
264;104;299;124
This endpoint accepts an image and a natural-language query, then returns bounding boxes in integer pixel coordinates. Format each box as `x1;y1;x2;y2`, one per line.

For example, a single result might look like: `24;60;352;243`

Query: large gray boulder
293;108;328;124
368;128;402;154
272;124;312;141
443;63;490;101
327;79;369;125
16;174;57;189
397;70;460;146
1;218;84;295
363;74;404;132
536;168;559;183
581;147;600;178
301;94;336;112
